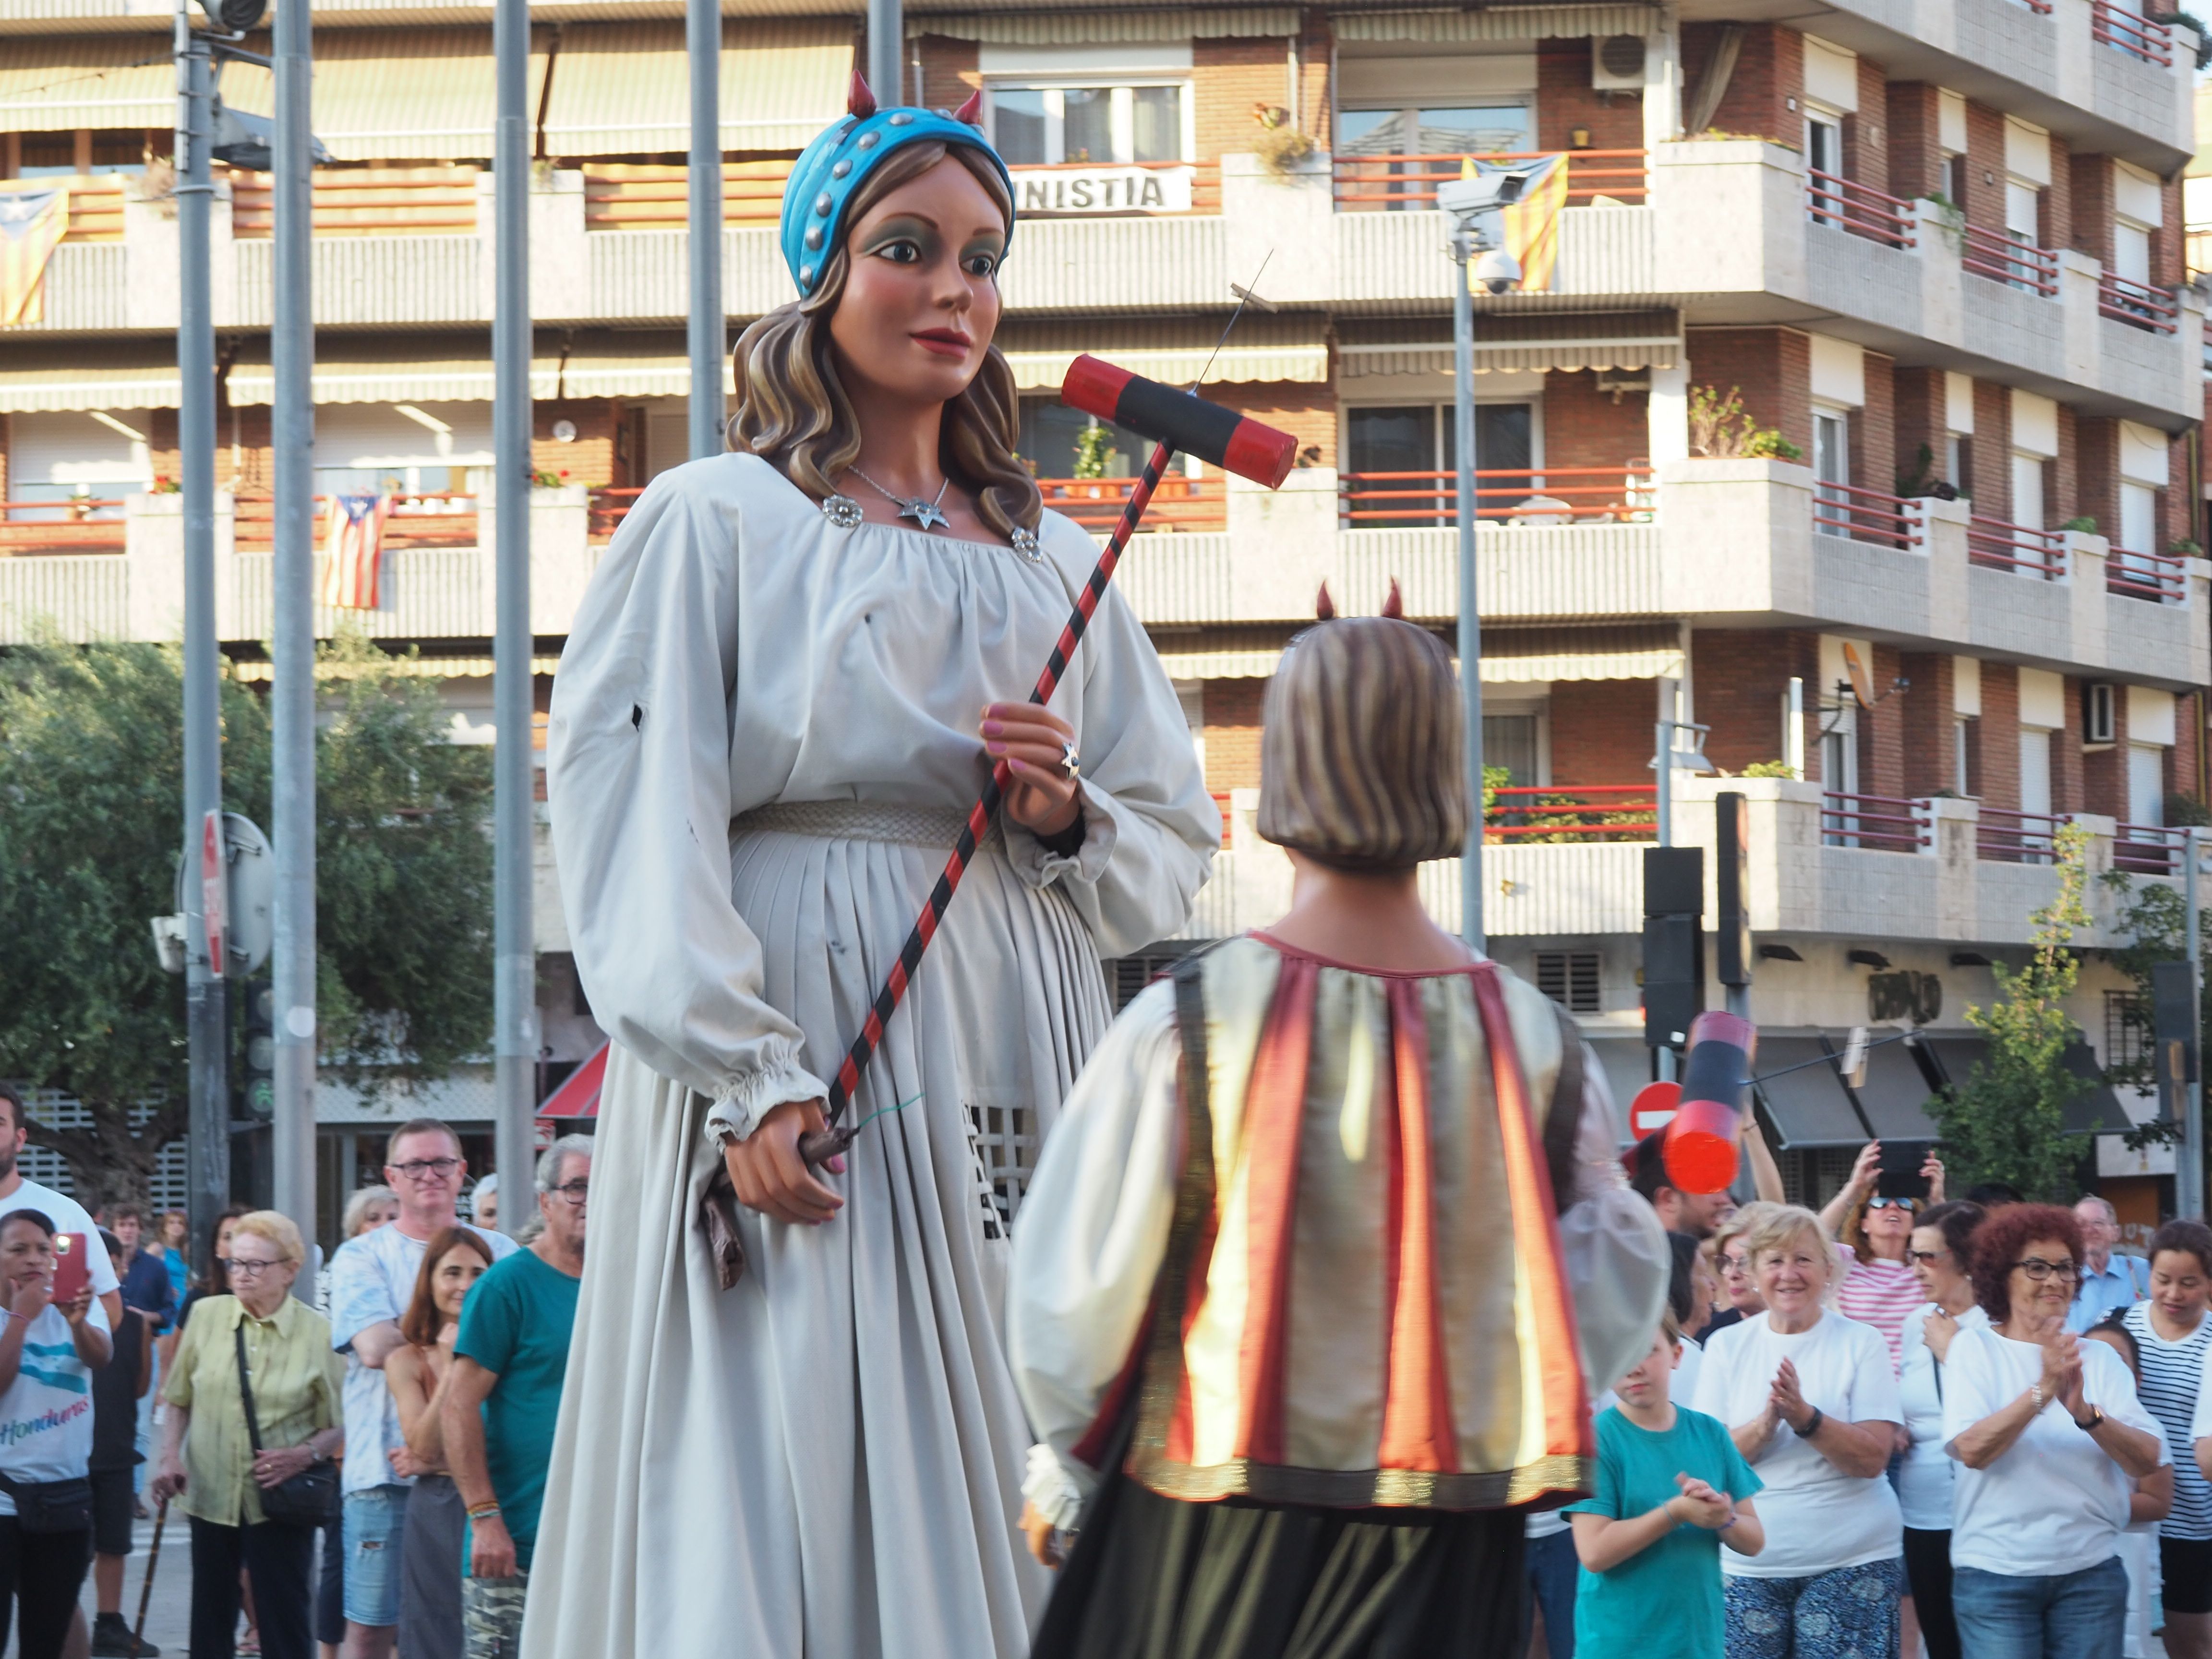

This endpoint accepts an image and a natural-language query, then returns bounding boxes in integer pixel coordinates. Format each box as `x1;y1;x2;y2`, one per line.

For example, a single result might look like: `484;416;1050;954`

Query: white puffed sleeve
1001;541;1219;958
1556;1048;1671;1398
547;466;829;1137
1007;977;1183;1527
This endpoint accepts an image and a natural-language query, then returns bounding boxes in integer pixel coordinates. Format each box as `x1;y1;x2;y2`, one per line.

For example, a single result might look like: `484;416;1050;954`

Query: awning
1751;1033;2132;1149
1000;317;1327;390
911;8;1300;40
0;35;208;132
0;344;181;412
547;334;736;400
1333;6;1662;43
1337;310;1680;378
1154;624;1679;683
228;654;563;683
307;28;548;162
541;21;851;157
537;1041;608;1120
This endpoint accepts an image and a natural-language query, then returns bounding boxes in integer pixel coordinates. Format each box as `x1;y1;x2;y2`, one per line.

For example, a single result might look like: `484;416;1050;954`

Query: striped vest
1096;935;1592;1512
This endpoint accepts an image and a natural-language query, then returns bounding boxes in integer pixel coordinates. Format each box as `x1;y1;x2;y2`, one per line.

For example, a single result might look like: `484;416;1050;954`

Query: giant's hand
723;1099;846;1226
981;703;1082;838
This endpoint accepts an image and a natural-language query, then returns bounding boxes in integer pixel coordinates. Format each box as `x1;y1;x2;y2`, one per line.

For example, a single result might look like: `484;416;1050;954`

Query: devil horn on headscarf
1380;577;1404;619
953;88;984;126
848;71;878;120
1314;581;1336;621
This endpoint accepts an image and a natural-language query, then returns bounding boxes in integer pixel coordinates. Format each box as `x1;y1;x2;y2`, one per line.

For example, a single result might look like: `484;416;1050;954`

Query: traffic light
2152;960;2199;1123
1643;846;1705;1050
241;977;276;1121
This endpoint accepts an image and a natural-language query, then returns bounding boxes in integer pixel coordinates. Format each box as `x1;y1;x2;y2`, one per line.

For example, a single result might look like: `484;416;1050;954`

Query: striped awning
1155;623;1683;682
0;34;206;131
1000;316;1327;390
0;344;181;411
1332;6;1662;42
911;8;1300;40
540;21;852;157
1337;310;1680;377
228;654;564;682
307;28;549;162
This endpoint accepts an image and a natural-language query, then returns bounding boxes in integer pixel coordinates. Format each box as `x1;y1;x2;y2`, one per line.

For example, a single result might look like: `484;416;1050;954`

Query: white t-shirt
1671;1334;1705;1405
327;1219;514;1496
1941;1324;2169;1577
1693;1309;1904;1577
0;1298;108;1515
2193;1343;2212;1447
1896;1302;1989;1531
0;1181;120;1300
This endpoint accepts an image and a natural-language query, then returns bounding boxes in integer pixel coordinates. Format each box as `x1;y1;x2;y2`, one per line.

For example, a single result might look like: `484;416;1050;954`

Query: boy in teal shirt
1566;1319;1766;1659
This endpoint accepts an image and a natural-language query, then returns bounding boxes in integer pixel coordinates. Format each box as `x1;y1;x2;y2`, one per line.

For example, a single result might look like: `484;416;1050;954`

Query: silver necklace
846;466;951;532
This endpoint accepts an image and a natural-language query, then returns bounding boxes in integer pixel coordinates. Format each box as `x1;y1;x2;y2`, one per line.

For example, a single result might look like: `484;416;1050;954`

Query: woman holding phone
0;1209;111;1659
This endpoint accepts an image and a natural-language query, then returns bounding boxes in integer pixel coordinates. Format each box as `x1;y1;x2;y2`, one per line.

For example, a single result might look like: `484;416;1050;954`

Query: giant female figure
524;93;1219;1657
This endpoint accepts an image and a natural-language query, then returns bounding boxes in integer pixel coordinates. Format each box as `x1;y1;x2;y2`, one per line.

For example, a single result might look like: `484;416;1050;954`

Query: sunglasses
1866;1197;1918;1211
1905;1248;1947;1266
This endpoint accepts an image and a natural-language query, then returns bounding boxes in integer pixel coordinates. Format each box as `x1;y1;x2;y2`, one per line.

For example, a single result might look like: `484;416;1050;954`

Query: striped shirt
1837;1252;1925;1372
2121;1302;2212;1540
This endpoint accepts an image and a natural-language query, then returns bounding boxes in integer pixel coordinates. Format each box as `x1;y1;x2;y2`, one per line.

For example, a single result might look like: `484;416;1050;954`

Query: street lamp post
686;0;722;461
1448;222;1483;952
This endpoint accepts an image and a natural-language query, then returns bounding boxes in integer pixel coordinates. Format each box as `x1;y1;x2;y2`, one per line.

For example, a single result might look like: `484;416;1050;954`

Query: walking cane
131;1498;168;1659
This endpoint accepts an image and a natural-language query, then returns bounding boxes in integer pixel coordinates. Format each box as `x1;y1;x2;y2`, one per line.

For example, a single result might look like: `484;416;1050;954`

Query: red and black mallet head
1060;354;1298;488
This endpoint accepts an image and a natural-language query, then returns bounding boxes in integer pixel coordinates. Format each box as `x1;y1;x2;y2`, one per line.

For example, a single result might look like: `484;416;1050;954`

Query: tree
1928;821;2093;1201
0;638;493;1210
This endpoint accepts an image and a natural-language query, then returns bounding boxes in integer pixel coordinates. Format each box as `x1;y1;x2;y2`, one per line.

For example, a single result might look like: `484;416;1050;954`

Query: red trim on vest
1377;979;1458;1473
1230;952;1317;1466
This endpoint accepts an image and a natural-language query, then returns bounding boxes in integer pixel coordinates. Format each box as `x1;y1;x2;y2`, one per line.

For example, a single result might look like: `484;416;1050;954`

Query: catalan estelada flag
0;188;69;327
1462;154;1572;294
320;492;389;610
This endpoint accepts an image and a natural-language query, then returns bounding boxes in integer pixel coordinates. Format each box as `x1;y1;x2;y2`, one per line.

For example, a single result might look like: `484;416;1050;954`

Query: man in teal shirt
445;1135;592;1659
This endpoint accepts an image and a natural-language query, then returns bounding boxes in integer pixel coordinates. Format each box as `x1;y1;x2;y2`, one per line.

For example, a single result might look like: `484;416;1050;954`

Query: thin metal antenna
1189;250;1276;392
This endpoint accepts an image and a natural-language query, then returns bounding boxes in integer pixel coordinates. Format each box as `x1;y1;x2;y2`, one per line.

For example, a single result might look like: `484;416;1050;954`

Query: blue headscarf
779;101;1015;298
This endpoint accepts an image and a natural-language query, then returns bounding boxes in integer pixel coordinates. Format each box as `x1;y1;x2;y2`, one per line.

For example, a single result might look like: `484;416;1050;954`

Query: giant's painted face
826;156;1008;414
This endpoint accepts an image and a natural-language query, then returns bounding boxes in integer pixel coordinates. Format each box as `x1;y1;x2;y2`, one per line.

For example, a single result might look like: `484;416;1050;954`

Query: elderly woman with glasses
1943;1202;2168;1659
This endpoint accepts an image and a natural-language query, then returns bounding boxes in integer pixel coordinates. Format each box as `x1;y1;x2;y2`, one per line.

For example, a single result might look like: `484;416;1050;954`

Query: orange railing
1968;514;2067;578
2092;0;2172;63
588;486;643;541
583;159;797;231
1807;169;1917;249
0;175;125;242
1338;467;1655;527
230;493;479;553
228;167;480;237
1331;149;1645;210
2099;271;2178;333
0;498;128;553
1036;475;1221;531
1486;784;1656;842
1813;479;1923;547
1961;222;2058;294
2107;544;2187;603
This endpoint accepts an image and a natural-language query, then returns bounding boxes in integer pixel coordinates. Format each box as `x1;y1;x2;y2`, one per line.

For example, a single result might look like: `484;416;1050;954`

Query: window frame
982;78;1195;168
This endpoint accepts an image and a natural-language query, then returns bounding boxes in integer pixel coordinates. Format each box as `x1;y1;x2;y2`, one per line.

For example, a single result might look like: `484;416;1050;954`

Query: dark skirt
397;1473;465;1659
1031;1467;1528;1659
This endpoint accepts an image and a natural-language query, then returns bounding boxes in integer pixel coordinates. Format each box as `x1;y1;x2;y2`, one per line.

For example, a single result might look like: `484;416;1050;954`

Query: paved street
0;1510;200;1659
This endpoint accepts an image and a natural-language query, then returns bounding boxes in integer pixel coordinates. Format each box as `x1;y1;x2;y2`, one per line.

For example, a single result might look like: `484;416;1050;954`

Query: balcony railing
1812;480;1923;548
1967;514;2067;578
1331;149;1646;210
230;494;480;553
1977;804;2065;863
1037;475;1222;531
2091;0;2173;63
1960;223;2058;295
1822;791;1928;852
2099;271;2178;333
2115;821;2186;874
2106;545;2188;603
0;499;127;554
589;486;643;542
1485;784;1657;842
228;167;479;237
1337;467;1656;529
1806;170;1917;250
583;159;798;230
0;175;124;243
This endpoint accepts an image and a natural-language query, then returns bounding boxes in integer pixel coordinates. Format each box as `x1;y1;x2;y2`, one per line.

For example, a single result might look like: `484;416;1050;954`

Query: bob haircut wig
730;141;1041;544
1256;617;1471;871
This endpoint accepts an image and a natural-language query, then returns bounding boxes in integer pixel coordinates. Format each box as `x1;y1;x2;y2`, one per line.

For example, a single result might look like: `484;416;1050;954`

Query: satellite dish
1840;642;1875;710
172;813;274;976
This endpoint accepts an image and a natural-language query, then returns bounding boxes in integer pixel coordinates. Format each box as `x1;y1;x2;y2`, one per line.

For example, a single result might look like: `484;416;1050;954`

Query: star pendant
898;496;950;532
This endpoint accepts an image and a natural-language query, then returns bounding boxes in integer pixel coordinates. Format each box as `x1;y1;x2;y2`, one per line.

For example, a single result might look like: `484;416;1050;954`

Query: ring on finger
1059;737;1081;779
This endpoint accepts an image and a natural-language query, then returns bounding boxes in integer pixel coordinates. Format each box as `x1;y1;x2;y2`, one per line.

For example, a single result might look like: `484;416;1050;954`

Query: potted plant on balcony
1688;384;1804;461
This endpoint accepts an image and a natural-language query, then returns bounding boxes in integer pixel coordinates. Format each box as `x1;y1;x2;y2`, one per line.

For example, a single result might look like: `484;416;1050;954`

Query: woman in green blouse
152;1211;343;1659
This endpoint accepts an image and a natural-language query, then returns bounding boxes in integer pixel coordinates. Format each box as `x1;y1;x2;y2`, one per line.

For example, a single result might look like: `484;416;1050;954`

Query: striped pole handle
796;440;1177;1167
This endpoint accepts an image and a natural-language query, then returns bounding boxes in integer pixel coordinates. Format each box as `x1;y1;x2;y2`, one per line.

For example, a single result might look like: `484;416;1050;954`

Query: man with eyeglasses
444;1134;591;1659
2067;1194;2153;1334
326;1119;516;1659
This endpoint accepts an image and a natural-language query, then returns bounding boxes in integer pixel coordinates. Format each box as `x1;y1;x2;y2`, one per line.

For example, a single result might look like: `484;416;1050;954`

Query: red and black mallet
797;358;1296;1166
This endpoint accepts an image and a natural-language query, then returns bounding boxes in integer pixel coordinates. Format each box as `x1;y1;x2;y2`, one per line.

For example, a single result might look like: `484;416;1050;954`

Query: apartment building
0;0;2204;1215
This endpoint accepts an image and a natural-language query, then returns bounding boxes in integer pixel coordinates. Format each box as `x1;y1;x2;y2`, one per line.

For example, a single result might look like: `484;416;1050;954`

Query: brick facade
1968;378;2013;524
1691;627;1821;776
1979;661;2022;811
1892;366;1943;492
1841;56;1890;191
1542;372;1649;472
1962;101;2005;239
2057;674;2088;817
1851;350;1897;498
2044;133;2074;251
2081;678;2129;819
1200;676;1264;793
1898;652;1957;798
1535;40;1645;153
1193;37;1294;163
914;35;980;111
1679;23;1802;145
2069;149;2115;264
1686;327;1813;457
2075;417;2118;539
1549;679;1660;785
1859;640;1907;798
1885;83;1944;202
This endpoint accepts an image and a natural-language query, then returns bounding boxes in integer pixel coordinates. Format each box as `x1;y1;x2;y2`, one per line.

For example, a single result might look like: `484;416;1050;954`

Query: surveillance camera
195;0;266;31
1473;248;1523;294
1436;168;1533;221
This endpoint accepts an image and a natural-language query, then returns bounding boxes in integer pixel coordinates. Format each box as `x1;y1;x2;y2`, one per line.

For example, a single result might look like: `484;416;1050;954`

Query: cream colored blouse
164;1293;344;1527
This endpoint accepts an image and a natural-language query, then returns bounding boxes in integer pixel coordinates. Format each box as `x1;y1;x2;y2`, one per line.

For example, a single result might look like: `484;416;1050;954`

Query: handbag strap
233;1318;266;1458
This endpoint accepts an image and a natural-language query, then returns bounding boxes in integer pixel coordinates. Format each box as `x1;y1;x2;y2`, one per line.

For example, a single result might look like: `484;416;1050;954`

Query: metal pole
176;0;228;1265
1654;701;1675;1084
685;0;723;460
867;0;902;105
1452;227;1482;952
2185;827;2204;1219
270;0;317;1243
492;0;536;1220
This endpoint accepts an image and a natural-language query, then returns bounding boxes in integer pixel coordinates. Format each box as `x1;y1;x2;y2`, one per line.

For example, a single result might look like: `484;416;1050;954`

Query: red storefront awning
537;1042;608;1119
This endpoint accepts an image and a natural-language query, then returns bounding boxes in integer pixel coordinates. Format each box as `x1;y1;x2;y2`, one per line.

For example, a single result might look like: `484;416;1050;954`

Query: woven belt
732;799;1000;850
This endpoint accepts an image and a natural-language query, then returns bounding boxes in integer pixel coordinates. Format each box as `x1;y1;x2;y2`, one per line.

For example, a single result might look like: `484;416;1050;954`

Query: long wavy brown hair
730;141;1041;541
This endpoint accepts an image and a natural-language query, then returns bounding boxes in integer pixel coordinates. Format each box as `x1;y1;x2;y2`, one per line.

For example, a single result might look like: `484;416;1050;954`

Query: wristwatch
2074;1406;2105;1433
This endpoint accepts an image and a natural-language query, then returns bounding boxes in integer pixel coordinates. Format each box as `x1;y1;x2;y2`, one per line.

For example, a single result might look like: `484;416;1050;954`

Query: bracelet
466;1502;502;1521
2030;1383;2045;1412
1798;1407;1825;1439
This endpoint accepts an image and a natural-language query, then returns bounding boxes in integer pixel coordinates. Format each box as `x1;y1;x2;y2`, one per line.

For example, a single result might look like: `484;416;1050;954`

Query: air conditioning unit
2085;681;2116;744
1593;34;1649;90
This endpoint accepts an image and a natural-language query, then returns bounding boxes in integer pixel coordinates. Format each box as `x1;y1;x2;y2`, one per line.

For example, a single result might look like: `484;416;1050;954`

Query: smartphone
49;1232;89;1307
1875;1141;1933;1202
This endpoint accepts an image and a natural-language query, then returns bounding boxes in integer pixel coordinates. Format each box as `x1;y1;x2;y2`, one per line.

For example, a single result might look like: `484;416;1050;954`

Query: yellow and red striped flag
321;492;389;610
1458;154;1572;294
0;188;69;326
